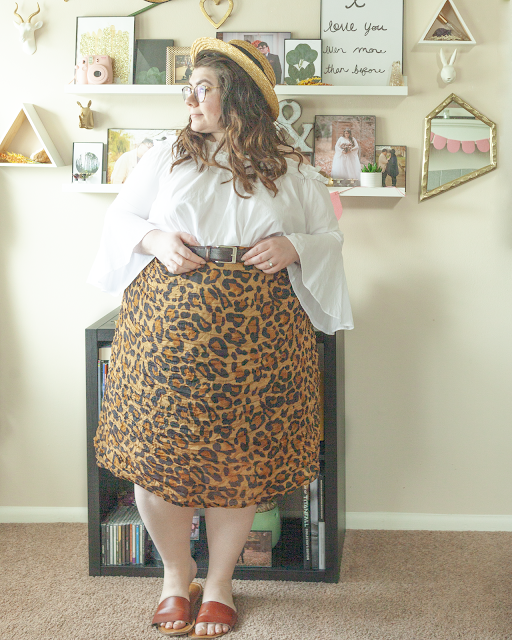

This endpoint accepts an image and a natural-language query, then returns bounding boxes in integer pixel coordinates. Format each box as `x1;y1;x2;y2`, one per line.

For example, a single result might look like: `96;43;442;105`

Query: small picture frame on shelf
236;531;272;567
75;16;135;85
283;39;322;85
166;47;192;84
216;32;291;85
72;142;104;184
107;129;180;184
376;145;406;189
134;39;174;84
314;115;376;185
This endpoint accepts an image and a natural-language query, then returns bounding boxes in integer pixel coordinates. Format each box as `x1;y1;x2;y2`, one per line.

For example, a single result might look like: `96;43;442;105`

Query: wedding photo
314;115;376;184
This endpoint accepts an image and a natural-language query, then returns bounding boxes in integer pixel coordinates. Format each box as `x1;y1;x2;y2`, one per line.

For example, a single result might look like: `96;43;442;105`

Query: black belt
187;245;250;263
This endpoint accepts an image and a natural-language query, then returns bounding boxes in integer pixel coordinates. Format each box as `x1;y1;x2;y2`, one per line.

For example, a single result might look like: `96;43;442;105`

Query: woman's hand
241;236;299;274
140;230;206;274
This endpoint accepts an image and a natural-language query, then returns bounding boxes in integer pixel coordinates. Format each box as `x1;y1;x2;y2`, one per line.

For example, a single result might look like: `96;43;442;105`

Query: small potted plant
360;162;382;188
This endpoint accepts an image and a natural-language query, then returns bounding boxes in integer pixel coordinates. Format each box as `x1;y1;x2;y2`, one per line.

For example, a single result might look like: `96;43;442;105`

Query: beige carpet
1;524;511;640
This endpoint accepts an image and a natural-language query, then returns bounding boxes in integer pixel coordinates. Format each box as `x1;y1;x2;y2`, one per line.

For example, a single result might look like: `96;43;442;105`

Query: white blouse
88;138;353;334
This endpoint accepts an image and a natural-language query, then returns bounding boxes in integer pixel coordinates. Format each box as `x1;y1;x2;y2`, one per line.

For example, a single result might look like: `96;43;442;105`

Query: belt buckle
212;245;237;264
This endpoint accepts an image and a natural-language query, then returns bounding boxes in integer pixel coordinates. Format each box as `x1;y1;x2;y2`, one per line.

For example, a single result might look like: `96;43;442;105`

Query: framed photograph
216;32;291;85
284;39;322;85
106;129;180;184
236;531;272;567
72;142;103;184
166;47;192;85
376;145;406;190
75;16;135;85
314;115;376;185
134;39;174;85
320;0;404;86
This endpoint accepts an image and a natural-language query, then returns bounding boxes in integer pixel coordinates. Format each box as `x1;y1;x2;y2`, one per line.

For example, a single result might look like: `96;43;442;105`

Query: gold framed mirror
420;93;496;201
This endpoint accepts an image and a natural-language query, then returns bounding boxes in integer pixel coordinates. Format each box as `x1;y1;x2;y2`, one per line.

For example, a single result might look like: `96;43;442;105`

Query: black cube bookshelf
86;308;346;582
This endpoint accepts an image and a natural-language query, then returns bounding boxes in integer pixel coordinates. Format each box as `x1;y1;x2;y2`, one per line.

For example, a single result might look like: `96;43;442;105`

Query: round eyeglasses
182;85;221;103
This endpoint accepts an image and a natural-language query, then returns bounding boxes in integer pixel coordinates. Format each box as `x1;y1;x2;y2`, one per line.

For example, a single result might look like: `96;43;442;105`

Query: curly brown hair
171;49;302;198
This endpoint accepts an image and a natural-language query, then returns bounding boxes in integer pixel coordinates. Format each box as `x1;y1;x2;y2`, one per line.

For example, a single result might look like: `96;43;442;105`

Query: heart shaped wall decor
199;0;234;29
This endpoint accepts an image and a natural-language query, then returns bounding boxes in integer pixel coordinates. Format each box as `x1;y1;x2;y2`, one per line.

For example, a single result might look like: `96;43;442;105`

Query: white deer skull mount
13;3;43;55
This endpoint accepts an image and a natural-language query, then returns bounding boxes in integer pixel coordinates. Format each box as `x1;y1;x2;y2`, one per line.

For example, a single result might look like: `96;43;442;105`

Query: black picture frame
134;39;175;85
216;32;292;85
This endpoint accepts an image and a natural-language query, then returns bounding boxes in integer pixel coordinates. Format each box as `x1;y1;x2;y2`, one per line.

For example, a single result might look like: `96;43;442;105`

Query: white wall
0;0;510;527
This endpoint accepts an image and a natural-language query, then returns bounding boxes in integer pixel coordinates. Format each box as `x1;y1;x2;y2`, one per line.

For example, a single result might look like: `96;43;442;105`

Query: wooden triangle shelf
0;103;64;168
419;0;476;45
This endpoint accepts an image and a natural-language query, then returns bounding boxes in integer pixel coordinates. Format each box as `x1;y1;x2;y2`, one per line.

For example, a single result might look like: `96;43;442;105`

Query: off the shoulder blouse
88;138;353;334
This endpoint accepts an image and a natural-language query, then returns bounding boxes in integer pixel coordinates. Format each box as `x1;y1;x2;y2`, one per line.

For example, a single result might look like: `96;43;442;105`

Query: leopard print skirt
94;258;320;508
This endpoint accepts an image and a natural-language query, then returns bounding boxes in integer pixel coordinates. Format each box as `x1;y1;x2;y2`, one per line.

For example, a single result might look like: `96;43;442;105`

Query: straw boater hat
190;37;280;121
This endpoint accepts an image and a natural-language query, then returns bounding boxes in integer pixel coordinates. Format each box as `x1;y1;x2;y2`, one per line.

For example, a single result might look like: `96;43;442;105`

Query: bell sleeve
284;165;354;334
87;141;175;296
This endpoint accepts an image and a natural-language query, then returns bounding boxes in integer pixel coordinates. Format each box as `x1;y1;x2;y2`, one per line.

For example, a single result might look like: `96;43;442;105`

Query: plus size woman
88;37;353;637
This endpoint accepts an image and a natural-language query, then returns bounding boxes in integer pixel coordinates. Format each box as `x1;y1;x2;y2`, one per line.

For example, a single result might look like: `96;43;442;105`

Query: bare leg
134;484;196;631
194;505;257;636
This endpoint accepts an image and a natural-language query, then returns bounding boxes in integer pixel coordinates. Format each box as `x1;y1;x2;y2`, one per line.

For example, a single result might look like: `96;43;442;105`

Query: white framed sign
320;0;404;86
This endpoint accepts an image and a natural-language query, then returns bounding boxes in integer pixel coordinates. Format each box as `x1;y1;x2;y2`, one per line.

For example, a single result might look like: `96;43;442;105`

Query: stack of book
301;473;326;570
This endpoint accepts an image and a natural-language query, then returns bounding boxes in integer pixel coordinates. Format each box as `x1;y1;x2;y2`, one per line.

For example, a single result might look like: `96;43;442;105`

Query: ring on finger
268;260;273;268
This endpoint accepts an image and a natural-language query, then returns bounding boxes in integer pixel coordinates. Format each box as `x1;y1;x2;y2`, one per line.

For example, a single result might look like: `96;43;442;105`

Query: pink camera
75;55;113;85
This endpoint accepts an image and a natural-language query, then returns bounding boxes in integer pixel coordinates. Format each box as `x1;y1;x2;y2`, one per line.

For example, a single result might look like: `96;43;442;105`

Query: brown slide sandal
188;601;238;638
152;582;203;636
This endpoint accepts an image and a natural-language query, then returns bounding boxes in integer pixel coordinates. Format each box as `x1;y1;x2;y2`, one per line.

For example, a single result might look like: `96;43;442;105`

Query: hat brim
190;37;280;121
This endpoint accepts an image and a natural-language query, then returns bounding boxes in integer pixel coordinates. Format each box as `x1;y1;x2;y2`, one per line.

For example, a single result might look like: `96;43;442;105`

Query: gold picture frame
420;93;497;202
166;46;192;85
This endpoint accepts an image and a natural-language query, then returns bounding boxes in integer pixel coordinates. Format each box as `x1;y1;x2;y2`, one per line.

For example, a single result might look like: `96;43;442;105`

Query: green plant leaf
286;49;301;66
284;76;296;85
288;65;300;81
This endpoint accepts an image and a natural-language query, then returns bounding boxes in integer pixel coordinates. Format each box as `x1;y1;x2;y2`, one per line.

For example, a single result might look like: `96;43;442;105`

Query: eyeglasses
182;85;220;103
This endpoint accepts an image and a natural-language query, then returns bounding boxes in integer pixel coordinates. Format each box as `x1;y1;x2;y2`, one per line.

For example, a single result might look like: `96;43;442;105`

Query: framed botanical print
75;16;135;84
134;39;174;84
72;142;104;184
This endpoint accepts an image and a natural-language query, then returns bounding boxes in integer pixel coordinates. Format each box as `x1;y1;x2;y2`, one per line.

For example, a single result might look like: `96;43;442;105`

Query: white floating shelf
65;82;408;97
63;183;120;193
328;186;406;198
64;184;405;196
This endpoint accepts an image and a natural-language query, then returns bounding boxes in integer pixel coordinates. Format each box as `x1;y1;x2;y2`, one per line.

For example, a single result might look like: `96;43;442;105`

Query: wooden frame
0;103;64;168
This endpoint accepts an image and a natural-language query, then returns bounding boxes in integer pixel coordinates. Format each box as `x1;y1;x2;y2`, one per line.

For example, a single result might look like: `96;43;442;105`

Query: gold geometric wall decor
0;103;64;167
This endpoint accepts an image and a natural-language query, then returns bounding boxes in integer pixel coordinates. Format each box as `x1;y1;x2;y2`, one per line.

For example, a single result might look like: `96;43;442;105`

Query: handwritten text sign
321;0;404;86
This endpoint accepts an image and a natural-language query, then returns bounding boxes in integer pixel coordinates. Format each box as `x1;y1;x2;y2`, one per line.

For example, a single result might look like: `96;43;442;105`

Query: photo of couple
376;145;407;189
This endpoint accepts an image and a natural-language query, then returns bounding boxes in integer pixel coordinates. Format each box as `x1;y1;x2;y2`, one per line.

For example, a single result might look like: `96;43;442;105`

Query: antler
14;2;24;23
27;2;40;23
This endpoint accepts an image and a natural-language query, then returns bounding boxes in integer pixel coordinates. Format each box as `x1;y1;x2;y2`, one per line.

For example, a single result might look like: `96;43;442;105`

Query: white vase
360;172;382;188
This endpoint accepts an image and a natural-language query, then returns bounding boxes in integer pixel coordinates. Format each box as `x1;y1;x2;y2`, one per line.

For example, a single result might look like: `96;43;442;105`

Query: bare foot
194;579;235;636
159;557;198;632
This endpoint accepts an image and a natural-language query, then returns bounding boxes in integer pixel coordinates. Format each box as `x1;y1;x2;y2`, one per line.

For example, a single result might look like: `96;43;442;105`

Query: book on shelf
301;484;311;569
309;478;319;570
97;345;111;416
318;473;326;570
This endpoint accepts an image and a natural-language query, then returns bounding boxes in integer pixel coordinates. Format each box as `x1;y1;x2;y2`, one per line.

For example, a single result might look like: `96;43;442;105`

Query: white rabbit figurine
440;48;457;84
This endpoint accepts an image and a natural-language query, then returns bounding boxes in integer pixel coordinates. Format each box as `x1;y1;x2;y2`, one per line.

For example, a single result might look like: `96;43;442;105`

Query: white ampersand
276;100;313;153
